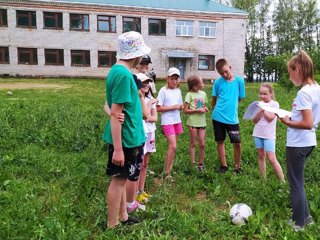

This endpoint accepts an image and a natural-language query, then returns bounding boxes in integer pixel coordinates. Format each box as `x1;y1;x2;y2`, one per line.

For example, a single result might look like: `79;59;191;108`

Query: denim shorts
254;137;275;152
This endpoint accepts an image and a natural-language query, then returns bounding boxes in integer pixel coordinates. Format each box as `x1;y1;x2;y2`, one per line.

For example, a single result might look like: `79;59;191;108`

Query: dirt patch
0;83;71;90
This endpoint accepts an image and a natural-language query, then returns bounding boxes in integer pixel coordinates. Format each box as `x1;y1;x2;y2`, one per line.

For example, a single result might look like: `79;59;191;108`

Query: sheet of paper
258;102;291;118
243;101;260;120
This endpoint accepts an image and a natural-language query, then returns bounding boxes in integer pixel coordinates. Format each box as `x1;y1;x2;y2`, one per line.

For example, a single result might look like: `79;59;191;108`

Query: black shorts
106;144;144;181
212;120;241;143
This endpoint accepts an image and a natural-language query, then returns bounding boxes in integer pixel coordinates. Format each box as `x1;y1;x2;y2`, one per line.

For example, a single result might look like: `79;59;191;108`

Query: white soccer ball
229;203;252;225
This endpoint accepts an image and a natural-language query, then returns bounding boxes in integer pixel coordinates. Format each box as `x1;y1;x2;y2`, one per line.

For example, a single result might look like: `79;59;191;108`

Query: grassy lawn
0;78;319;239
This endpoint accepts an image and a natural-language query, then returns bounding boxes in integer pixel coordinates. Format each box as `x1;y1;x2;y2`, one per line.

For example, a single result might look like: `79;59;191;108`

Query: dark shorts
106;144;144;181
212;120;241;143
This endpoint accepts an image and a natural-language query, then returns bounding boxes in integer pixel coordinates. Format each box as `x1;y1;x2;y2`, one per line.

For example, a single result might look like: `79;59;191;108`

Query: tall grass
0;78;319;239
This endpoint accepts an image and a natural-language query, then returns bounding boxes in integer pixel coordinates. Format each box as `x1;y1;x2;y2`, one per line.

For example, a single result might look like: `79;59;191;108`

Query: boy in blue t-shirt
211;59;245;173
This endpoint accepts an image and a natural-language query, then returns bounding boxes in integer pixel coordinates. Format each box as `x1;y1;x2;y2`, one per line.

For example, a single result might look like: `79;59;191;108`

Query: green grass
0;78;319;239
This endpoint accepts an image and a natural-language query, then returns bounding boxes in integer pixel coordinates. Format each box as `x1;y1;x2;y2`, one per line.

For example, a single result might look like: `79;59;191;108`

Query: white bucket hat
117;31;151;60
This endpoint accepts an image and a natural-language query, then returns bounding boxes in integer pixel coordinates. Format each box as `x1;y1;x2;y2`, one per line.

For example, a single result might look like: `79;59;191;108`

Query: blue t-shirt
211;75;245;124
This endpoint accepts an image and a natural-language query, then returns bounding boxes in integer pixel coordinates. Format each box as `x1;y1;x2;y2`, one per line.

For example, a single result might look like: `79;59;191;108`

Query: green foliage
0;79;320;239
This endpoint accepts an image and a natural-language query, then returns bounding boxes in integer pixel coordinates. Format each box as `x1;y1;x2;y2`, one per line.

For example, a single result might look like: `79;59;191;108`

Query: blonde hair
287;50;315;84
260;83;275;100
187;75;201;91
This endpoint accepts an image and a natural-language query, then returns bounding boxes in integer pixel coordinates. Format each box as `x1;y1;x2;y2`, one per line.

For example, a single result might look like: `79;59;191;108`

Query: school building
0;0;247;79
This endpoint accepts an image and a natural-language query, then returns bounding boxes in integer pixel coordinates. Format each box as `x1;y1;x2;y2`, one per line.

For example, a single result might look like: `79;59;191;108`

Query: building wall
0;2;247;80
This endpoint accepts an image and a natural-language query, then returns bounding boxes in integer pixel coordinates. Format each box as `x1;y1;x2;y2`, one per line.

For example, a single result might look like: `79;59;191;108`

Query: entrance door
176;59;186;80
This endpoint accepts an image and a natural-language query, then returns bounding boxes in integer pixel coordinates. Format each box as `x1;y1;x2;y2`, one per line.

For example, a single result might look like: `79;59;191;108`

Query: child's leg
233;142;241;169
138;153;150;192
188;127;197;165
165;134;177;174
266;151;285;182
217;141;227;166
107;176;127;228
257;148;267;178
197;128;206;165
126;180;137;204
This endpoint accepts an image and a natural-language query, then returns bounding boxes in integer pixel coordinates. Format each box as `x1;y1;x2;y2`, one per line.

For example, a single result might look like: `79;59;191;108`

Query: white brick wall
0;3;247;80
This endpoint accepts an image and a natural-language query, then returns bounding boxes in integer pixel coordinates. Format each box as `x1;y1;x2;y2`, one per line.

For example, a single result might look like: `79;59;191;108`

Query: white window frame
199;21;216;38
176;20;193;36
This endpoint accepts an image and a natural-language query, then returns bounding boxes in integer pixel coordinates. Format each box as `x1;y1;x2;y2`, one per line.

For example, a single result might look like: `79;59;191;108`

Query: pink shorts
162;123;183;136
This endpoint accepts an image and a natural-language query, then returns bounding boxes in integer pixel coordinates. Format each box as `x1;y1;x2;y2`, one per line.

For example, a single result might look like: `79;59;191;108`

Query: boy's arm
110;103;125;166
104;101;111;116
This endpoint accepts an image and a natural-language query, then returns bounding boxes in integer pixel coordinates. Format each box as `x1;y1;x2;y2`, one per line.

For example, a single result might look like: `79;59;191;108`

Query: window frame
16;10;37;28
198;55;215;71
122;16;141;33
98;51;116;68
43;12;63;30
97;15;116;33
148;18;166;36
71;50;90;67
0;9;8;27
44;49;64;66
70;13;89;31
18;48;38;65
175;20;193;37
199;21;216;38
0;47;9;64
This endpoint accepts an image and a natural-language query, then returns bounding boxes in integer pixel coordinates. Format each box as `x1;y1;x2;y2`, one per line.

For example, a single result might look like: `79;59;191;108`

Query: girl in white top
157;67;183;180
135;73;158;203
279;50;320;231
252;83;284;182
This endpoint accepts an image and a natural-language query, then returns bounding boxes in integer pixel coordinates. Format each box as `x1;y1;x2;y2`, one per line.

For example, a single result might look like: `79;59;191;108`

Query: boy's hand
112;150;125;166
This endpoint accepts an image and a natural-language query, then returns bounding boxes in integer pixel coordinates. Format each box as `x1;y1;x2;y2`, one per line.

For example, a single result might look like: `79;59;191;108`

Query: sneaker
120;216;140;225
141;191;151;199
127;201;138;213
293;224;304;232
233;168;242;174
136;192;149;203
198;163;205;172
218;166;228;173
137;202;146;211
164;175;175;183
288;216;313;226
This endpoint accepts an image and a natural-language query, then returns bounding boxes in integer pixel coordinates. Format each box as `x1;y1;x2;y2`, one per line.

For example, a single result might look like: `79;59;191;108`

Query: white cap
167;67;180;77
136;73;153;83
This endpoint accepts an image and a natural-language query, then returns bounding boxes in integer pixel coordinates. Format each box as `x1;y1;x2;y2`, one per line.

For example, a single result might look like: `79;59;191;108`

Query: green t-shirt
102;64;145;148
184;90;208;127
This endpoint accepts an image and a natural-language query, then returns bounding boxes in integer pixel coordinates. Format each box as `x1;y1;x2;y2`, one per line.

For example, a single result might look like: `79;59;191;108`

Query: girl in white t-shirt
157;67;183;181
135;73;158;203
279;50;320;231
252;83;284;182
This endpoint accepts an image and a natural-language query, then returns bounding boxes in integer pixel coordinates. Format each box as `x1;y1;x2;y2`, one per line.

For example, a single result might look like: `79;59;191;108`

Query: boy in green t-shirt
102;31;150;229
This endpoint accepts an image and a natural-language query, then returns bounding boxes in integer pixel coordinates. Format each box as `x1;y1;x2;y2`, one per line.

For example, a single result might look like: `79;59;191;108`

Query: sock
127;201;135;208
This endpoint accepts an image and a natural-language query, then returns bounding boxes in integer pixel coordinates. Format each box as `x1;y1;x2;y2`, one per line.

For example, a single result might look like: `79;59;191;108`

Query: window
16;10;36;28
18;48;38;65
70;14;89;31
98;51;116;67
71;50;90;66
176;20;193;36
123;17;141;33
97;15;116;32
199;21;216;37
45;49;64;65
0;9;8;27
44;12;63;29
0;47;9;64
198;55;215;70
148;19;166;35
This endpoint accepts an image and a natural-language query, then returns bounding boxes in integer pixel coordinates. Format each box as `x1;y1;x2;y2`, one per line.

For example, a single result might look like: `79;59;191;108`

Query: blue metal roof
47;0;247;15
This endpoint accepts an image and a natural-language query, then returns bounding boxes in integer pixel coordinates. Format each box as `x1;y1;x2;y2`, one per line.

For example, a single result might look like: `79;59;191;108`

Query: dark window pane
44;12;63;29
18;48;37;64
17;11;36;28
45;49;64;65
0;47;9;64
0;9;8;26
98;51;116;67
71;50;90;66
123;17;140;33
